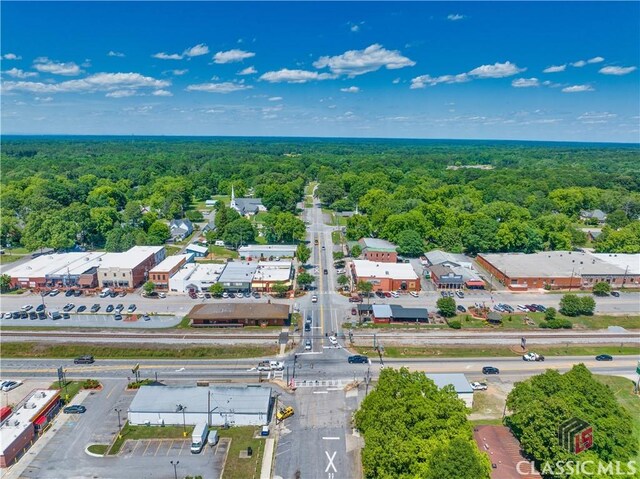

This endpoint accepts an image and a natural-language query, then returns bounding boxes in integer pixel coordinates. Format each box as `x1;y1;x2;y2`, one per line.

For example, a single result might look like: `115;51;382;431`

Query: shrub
448;320;462;329
82;379;101;389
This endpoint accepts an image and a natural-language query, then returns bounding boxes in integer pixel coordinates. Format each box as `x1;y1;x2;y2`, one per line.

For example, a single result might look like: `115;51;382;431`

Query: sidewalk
260;437;276;479
4;389;92;479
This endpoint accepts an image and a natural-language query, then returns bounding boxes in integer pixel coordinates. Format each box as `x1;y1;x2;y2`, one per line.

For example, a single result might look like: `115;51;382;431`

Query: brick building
148;253;193;290
351;260;420;292
358;238;398;263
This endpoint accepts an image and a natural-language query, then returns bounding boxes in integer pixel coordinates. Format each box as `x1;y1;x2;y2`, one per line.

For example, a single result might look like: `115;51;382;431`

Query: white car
21;304;33;311
1;380;23;392
409;292;419;298
311;295;318;303
305;339;312;351
197;292;205;299
517;304;529;312
523;352;545;362
159;292;166;298
390;292;399;298
329;336;338;345
470;382;488;391
3;312;12;319
222;292;229;298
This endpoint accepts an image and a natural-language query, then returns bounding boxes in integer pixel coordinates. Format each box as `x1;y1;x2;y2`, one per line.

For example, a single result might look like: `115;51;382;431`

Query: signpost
521;337;527;351
132;363;141;383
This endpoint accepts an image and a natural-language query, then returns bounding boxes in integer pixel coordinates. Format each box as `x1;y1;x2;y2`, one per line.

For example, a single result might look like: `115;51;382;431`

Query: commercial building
148;253;193;290
238;245;297;260
351;260;420;292
251;261;294;292
169;262;226;293
188;303;290;327
473;426;542;479
587;253;640;287
7;251;107;289
477;251;636;291
0;389;61;468
128;385;272;427
358;238;398;263
428;264;464;289
185;243;208;258
97;246;166;289
425;373;474;408
371;304;428;323
423;250;474;270
217;261;258;293
423;250;484;289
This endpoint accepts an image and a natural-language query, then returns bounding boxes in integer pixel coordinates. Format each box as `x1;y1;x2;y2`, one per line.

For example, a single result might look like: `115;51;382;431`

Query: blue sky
2;1;639;142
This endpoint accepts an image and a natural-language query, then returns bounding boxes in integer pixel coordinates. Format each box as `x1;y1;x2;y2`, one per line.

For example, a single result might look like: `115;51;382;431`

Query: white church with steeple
230;184;267;217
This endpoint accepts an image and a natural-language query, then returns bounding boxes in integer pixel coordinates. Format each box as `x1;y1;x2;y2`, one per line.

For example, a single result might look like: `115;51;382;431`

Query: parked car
49;289;60;296
20;311;28;319
74;290;82;297
440;291;447;298
11;311;20;319
127;304;136;313
63;303;75;312
384;292;392;298
77;305;87;313
2;312;12;319
595;354;613;361
41;291;50;297
38;312;46;320
517;304;529;312
390;291;399;298
109;291;118;298
63;405;86;414
228;292;236;299
65;290;74;297
62;313;71;319
29;312;37;320
482;366;500;375
447;291;455;297
351;308;357;315
115;304;124;312
222;292;229;299
455;290;464;298
90;304;100;313
204;293;211;299
276;406;294;421
611;291;620;297
21;304;33;312
105;305;114;313
119;291;127;297
470;382;488;391
36;304;45;312
457;305;467;313
409;291;419;298
502;304;514;313
197;292;205;299
114;314;123;321
74;355;94;364
159;292;167;298
142;315;151;321
1;380;22;392
375;291;385;299
347;355;369;364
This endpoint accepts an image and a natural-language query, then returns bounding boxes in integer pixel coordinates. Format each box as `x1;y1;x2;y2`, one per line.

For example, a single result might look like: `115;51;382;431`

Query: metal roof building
425;373;474;407
217;261;258;292
128;385;272;427
238;244;297;259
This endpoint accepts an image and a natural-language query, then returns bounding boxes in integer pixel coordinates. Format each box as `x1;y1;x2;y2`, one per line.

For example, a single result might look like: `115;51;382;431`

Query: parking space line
150;441;162;457
142;440;152;456
178;439;185;456
166;439;174;456
130;440;144;456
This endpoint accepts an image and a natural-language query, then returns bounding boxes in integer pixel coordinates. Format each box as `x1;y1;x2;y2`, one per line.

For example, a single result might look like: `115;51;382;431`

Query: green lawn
0;254;28;265
165;245;181;256
49;380;83;403
5;342;279;359
109;423;193;455
219;427;265;479
253;212;269;224
209;245;239;259
331;231;342;245
595;375;640;462
352;344;640;359
87;444;109;455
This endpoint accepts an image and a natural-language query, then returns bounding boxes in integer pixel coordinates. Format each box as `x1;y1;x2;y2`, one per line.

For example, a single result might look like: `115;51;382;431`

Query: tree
0;274;12;293
396;229;424;257
356;280;373;298
544;307;557;321
208;283;224;297
436;297;457;318
296;243;311;265
185;210;204;222
222;218;255;248
297;272;314;290
271;282;289;297
316;180;345;205
337;274;349;287
350;244;362;258
559;294;595;317
142;281;155;295
345;215;371;241
146;221;171;245
262;212;306;243
592;281;611;296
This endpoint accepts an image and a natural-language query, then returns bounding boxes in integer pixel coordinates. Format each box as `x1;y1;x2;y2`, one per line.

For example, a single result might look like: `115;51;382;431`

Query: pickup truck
257;360;284;371
523;352;545;362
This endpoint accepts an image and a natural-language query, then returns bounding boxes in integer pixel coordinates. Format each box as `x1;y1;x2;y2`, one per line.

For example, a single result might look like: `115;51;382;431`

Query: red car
188;291;197;299
384;292;391;298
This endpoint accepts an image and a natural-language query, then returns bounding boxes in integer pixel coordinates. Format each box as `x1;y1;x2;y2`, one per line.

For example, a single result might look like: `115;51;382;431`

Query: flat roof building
425;373;474;408
351;260;420;292
169;262;226;293
358;238;398;263
252;261;294;292
423;250;474;270
188;303;290;327
97;246;166;289
149;253;194;290
477;251;634;291
128;385;272;427
217;261;258;292
238;244;297;259
7;252;107;289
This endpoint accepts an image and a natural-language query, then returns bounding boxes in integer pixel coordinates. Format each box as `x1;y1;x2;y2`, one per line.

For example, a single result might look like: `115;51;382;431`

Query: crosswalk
290;378;345;388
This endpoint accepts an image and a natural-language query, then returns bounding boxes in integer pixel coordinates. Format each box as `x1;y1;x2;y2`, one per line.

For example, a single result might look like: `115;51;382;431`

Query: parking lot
120;437;230;460
0;313;181;328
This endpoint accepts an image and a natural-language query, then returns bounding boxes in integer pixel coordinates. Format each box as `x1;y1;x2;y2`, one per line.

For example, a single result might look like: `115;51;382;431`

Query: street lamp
176;404;187;436
170;460;179;479
114;408;122;429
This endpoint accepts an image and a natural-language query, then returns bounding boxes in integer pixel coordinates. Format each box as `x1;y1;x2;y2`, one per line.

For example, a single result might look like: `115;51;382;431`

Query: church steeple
230;184;236;209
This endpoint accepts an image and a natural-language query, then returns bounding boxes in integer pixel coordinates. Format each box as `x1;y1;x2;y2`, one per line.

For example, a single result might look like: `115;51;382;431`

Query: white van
208;429;219;446
214;240;225;247
99;288;111;298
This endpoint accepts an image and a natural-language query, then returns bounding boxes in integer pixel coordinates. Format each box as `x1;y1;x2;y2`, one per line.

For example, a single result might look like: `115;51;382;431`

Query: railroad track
0;331;279;341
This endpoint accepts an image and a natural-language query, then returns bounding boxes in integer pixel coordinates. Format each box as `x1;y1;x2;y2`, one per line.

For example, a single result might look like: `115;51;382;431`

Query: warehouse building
238;244;297;260
128;385;272;427
217;261;258;293
423;250;475;270
251;261;294;292
351;260;420;292
358;238;398;263
188;303;290;327
477;251;637;291
0;389;61;468
97;246;166;289
586;253;640;287
148;253;194;290
425;373;474;408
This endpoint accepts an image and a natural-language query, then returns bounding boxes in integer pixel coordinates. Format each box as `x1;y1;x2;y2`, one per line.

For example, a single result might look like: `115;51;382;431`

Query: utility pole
114;408;122;429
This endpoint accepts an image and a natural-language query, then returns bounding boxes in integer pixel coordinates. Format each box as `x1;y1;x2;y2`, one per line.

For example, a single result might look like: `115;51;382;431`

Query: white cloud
238;66;257;75
512;77;539;88
543;64;566;73
35;96;53;102
599;65;637;75
3;53;21;60
186;81;252;93
571;60;587;68
561;84;594;93
152;89;173;96
587;56;604;64
33;57;82;76
313;44;415;77
340;86;360;93
259;69;335;83
108;51;125;58
410;73;469;88
578;111;617;123
350;24;360;32
447;14;465;21
3;68;38;79
468;61;524;78
171;69;188;76
268;96;283;101
153;44;209;60
2;72;170;94
392;78;400;84
106;89;136;98
213;49;255;64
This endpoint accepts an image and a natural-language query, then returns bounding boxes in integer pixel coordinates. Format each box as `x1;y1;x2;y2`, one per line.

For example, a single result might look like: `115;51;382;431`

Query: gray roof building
425;373;474;394
238;244;297;259
169;219;194;239
217;261;258;291
390;305;429;322
580;209;607;222
424;250;474;269
359;238;397;253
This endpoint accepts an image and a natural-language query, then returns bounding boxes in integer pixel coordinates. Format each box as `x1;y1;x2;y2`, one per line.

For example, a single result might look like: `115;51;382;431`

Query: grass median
351;344;640;359
3;342;279;359
219;427;264;479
